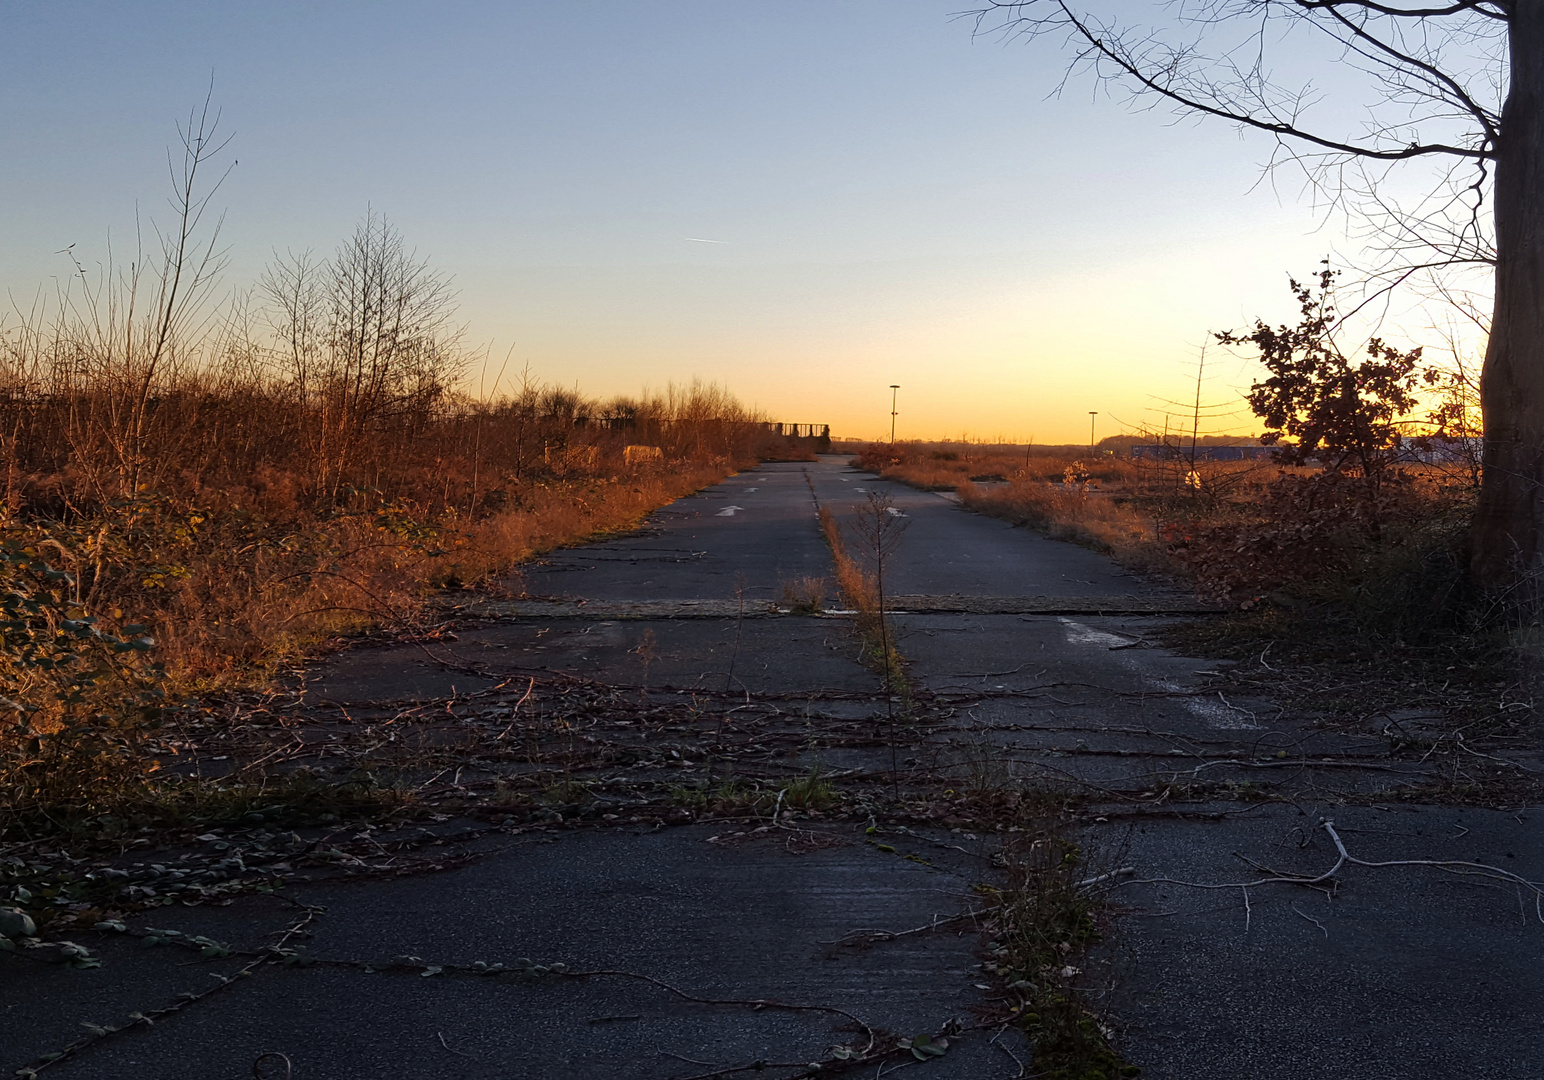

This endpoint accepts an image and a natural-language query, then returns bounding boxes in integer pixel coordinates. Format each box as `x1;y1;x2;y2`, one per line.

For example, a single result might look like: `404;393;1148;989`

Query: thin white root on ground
1291;903;1328;936
1115;820;1544;924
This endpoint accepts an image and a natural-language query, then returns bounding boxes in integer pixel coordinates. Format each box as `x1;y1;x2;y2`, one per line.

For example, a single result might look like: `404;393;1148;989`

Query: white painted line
1058;618;1131;649
715;506;744;517
1060;616;1261;730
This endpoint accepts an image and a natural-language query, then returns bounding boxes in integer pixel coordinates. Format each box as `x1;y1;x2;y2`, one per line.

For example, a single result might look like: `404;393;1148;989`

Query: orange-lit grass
817;504;875;614
956;479;1170;572
149;464;734;690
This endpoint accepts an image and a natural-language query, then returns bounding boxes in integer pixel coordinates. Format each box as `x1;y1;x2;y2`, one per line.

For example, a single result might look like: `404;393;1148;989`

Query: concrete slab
1097;803;1544;1079
808;464;1178;601
518;464;833;603
10;458;1540;1080
29;826;1020;1080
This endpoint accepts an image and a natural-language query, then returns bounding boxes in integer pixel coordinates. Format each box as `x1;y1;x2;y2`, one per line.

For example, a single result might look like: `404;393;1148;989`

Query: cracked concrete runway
7;457;1541;1079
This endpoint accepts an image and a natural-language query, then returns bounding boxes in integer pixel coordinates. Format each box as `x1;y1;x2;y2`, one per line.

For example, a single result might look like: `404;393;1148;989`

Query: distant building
1130;437;1482;465
1129;444;1277;462
1394;436;1482;464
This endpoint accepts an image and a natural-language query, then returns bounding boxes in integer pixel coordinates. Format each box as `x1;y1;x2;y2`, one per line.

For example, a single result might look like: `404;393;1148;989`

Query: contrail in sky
685;237;727;244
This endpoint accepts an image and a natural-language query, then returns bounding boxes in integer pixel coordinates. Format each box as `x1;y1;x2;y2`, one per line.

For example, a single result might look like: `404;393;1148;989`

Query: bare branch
1018;0;1490;161
1295;0;1510;21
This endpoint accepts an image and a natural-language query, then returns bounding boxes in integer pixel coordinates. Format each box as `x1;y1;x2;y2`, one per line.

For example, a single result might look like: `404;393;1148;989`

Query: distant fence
574;417;829;441
763;423;830;439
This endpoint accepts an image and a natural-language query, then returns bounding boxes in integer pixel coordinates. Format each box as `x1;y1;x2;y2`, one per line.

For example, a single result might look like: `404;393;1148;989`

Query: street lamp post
889;385;900;444
1088;411;1098;455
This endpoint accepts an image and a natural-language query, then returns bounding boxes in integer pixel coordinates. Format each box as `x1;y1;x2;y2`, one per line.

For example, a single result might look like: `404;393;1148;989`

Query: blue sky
2;1;1382;441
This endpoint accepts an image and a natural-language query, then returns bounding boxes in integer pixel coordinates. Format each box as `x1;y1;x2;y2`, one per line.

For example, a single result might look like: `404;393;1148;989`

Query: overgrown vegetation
0;542;163;815
857;269;1495;656
0;106;791;819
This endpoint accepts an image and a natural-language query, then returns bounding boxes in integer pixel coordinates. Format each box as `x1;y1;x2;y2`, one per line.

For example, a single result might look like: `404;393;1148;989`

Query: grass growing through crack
815;504;909;700
537;779;593;807
137;770;413;828
667;768;837;816
980;803;1139;1080
814;492;913;804
669;779;768;814
780;765;836;811
779;575;829;614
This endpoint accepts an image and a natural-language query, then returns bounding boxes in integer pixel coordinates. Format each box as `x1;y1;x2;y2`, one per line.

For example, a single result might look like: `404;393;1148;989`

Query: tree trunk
1473;3;1544;604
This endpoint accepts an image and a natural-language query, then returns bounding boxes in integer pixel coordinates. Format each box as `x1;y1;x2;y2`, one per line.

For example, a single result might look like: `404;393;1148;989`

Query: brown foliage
1166;469;1442;601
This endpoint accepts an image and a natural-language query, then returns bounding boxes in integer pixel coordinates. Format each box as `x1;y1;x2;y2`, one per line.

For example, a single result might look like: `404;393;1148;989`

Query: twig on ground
493;677;537;740
567;968;875;1054
437;1032;475;1058
1077;867;1135;890
996;1039;1028;1078
1291;903;1328;936
819;908;990;945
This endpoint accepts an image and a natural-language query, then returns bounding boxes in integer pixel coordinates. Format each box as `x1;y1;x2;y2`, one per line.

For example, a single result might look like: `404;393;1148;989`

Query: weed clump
985;816;1139;1080
779;576;829;614
780;766;836;811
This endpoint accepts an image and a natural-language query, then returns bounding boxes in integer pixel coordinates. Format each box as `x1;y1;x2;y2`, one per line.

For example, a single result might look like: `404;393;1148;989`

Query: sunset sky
2;1;1441;443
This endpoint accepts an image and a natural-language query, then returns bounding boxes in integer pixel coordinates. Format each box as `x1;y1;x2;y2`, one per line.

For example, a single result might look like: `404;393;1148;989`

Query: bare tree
971;0;1542;602
35;90;235;498
262;211;463;497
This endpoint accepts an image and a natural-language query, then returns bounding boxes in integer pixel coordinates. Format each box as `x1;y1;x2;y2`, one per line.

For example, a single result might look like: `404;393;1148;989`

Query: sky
0;1;1453;443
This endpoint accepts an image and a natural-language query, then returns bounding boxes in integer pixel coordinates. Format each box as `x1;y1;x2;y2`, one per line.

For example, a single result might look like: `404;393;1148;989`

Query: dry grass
818;504;876;613
857;441;1278;574
0;448;741;816
1;415;750;690
0;184;778;815
0;138;787;703
958;481;1169;570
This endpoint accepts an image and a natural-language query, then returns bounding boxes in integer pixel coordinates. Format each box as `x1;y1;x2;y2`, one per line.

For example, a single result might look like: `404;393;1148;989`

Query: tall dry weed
958;480;1170;571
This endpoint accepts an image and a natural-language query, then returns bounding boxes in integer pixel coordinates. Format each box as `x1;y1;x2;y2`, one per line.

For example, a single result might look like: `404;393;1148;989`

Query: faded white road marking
715;506;744;517
1060;618;1259;729
1058;618;1131;649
